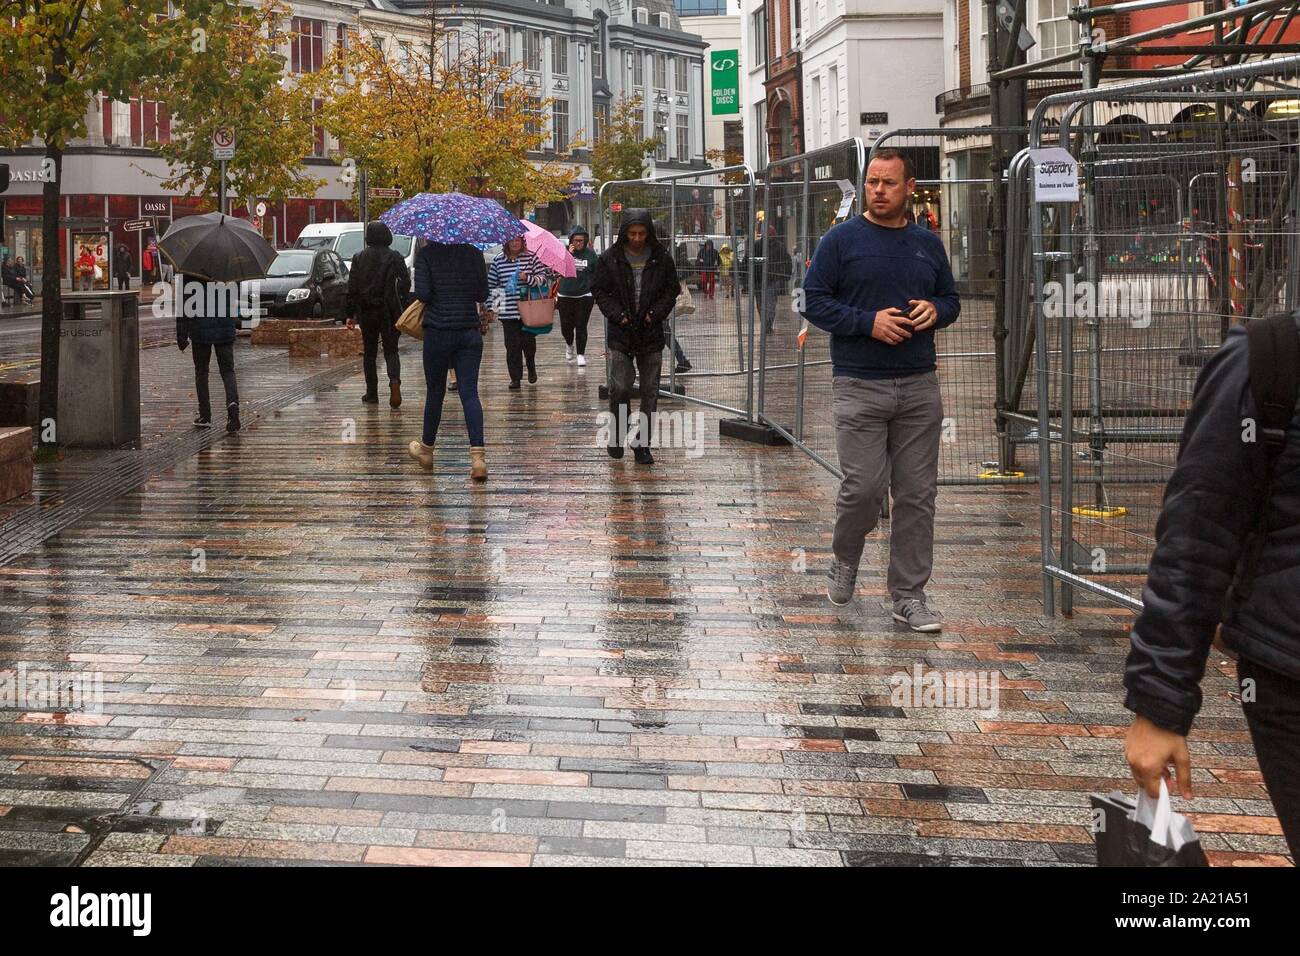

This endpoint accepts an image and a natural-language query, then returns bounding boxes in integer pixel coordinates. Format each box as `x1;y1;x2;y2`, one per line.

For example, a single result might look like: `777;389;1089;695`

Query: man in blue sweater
802;148;961;631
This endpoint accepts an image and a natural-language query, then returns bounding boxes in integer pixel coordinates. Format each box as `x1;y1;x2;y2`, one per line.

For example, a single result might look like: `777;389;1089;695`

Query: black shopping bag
1091;782;1208;867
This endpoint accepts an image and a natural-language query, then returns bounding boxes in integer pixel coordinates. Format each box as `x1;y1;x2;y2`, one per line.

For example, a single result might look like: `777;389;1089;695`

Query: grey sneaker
827;560;859;606
893;599;943;632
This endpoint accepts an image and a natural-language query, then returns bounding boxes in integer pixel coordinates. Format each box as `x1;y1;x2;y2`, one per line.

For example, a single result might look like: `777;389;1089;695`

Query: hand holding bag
395;299;425;340
1091;780;1208;867
674;284;696;316
518;282;555;334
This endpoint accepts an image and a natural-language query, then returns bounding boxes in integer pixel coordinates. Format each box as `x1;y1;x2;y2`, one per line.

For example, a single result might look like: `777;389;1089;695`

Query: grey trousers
831;371;944;602
608;348;662;448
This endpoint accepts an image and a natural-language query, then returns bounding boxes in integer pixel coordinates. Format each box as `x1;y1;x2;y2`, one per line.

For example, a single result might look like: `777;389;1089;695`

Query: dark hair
869;148;914;181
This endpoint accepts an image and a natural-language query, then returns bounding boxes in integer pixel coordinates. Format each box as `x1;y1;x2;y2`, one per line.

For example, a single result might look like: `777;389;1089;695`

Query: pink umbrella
521;220;577;278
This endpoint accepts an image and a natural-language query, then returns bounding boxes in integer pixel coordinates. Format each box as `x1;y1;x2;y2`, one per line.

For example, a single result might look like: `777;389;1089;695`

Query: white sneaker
565;345;574;362
576;354;587;367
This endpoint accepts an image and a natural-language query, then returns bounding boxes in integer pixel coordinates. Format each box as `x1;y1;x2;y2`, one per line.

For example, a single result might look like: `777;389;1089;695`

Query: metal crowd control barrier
1030;54;1300;615
753;139;866;477
597;165;760;434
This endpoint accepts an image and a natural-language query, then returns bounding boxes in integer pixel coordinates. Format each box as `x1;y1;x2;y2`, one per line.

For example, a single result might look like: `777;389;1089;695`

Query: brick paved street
0;324;1289;867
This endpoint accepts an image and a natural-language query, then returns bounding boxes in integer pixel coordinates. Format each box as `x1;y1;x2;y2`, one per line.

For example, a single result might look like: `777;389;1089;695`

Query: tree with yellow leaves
305;17;575;216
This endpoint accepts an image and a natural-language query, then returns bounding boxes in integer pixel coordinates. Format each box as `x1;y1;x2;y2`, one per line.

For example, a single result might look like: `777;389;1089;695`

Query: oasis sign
710;50;739;116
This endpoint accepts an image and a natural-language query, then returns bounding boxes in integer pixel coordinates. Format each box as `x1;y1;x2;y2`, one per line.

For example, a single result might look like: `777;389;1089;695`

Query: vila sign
1030;148;1080;203
710;50;740;116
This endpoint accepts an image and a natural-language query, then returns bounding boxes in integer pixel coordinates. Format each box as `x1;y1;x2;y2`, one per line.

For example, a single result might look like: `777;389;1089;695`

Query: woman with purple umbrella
381;192;525;482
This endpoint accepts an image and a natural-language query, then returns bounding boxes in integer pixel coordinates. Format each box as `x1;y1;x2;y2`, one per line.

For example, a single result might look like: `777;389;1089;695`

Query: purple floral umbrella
379;192;525;249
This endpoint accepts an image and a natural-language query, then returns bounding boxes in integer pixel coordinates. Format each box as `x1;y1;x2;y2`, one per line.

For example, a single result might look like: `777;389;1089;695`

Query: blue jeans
422;326;485;447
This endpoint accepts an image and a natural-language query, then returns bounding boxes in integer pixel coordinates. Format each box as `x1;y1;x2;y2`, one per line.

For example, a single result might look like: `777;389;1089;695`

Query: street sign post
368;187;403;200
123;219;149;232
255;201;267;218
212;127;236;162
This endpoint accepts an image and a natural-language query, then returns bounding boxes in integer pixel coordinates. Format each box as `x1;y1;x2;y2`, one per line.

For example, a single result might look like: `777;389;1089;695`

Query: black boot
633;446;654;465
226;402;241;433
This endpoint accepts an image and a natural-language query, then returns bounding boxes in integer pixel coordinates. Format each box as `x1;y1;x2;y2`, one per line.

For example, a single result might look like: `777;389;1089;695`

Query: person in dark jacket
695;239;720;299
13;257;35;301
751;227;793;334
113;245;134;291
591;208;681;465
1124;314;1300;857
346;222;411;408
557;226;598;366
406;241;492;481
176;274;241;432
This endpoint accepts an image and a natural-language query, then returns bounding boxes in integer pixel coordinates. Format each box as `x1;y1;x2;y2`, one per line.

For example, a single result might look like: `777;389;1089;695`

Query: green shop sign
711;49;739;115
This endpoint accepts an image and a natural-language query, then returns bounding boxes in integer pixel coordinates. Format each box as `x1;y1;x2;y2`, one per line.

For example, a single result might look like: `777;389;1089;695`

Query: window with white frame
772;0;782;58
810;73;822;148
526;95;543;135
658;13;671;28
552;99;569;151
676;113;690;161
494;30;511;68
635;7;648;24
630;49;644;87
674;56;688;91
1037;0;1075;61
552;36;568;75
752;7;767;67
595;102;610;141
654;53;666;89
524;30;543;72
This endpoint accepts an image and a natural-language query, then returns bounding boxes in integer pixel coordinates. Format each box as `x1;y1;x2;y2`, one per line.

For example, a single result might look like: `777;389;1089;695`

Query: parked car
246;249;349;324
294;222;418;276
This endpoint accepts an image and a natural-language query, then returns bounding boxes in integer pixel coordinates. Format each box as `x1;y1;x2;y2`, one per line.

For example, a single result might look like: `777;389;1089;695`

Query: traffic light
0;163;9;194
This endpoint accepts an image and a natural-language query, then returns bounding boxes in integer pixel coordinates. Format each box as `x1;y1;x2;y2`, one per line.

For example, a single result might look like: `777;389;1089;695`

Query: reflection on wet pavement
0;323;1287;866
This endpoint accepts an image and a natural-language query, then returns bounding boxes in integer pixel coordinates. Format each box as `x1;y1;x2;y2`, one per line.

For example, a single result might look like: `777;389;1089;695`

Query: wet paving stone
0;326;1288;866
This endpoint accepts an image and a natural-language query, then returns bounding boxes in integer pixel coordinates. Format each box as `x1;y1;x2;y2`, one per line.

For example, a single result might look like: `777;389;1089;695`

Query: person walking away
696;239;720;299
558;226;598;367
176;274;241;432
802;148;960;632
114;245;134;291
719;244;735;298
76;245;96;291
406;241;492;481
1123;310;1300;858
488;236;544;389
346;221;411;408
591;208;681;465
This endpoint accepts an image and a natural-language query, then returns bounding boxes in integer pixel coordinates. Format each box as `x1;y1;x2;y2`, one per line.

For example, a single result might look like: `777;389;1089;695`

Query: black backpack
1233;314;1300;597
1246;313;1300;463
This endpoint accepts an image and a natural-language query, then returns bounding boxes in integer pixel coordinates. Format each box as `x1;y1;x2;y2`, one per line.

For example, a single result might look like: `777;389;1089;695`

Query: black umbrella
157;212;277;282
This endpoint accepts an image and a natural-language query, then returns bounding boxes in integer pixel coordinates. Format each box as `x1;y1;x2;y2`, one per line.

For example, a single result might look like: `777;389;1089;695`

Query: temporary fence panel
755;139;866;477
1030;55;1300;614
599;166;758;420
872;129;1038;485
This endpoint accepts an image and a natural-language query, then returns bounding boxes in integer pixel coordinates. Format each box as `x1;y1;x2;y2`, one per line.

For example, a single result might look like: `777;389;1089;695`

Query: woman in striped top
488;236;547;389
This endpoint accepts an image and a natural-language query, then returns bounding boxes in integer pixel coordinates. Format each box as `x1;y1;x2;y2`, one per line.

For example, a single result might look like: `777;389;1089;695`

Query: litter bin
57;291;141;448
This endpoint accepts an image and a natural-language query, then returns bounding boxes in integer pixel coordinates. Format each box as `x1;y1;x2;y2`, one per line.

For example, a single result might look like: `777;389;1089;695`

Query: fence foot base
720;418;790;446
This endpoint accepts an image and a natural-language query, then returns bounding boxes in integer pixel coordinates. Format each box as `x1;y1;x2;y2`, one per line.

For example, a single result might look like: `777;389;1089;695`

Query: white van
294;222;418;277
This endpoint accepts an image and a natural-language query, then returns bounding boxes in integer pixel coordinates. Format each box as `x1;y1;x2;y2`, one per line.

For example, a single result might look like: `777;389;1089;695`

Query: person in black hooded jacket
591;208;680;465
1123;314;1300;858
346;221;411;408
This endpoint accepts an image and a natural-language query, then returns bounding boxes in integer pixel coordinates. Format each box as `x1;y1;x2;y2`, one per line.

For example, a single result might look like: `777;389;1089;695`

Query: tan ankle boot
407;440;433;471
469;446;487;482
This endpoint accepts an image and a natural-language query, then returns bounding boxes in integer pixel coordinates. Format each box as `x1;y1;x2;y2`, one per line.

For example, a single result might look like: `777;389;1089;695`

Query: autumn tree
591;96;658;189
307;18;575;218
145;0;322;212
0;0;247;452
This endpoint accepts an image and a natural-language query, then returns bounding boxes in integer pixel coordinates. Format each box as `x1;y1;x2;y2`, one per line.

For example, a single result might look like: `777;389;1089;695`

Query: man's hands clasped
871;299;938;345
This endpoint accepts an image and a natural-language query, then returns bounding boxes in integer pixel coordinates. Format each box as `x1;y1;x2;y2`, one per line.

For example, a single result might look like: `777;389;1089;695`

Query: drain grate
0;357;363;566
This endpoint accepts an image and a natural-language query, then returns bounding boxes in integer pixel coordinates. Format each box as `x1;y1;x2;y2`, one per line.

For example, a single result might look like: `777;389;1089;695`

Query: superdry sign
1029;148;1080;203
